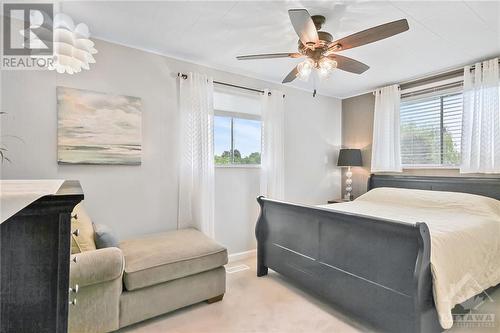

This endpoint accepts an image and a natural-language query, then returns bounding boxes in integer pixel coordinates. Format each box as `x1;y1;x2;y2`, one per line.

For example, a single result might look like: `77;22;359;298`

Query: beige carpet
119;257;500;333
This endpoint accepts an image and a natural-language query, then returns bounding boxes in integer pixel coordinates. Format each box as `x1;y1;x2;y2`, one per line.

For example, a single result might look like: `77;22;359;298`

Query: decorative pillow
70;202;97;254
93;223;119;249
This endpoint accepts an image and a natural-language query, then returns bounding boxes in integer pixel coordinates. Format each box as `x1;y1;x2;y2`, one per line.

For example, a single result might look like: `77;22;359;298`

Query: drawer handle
69;284;79;294
69;298;77;306
72;256;78;264
72;229;80;237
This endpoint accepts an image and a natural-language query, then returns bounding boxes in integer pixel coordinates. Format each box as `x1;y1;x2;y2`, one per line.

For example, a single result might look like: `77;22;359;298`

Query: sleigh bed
255;174;500;333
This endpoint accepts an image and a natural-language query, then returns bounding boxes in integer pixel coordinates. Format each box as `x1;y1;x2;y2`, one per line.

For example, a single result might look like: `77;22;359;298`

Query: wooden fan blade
236;53;302;60
326;19;409;52
282;66;299;83
328;54;369;74
288;9;319;47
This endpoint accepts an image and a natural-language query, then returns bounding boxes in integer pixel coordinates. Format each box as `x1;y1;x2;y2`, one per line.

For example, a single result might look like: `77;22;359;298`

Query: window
214;114;261;166
400;92;463;167
213;87;262;166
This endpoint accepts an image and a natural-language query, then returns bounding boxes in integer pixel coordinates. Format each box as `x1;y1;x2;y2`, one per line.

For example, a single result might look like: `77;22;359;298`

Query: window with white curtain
213;87;262;166
400;92;463;167
214;114;261;165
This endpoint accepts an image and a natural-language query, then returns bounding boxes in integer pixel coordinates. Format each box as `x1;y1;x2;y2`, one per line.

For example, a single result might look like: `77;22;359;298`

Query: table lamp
337;149;363;201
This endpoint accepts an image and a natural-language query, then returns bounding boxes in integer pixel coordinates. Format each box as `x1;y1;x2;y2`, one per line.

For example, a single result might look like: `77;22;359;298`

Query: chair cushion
71;202;97;254
120;228;228;291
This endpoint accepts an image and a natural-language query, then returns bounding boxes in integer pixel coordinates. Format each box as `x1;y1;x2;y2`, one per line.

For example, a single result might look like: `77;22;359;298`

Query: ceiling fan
237;9;409;85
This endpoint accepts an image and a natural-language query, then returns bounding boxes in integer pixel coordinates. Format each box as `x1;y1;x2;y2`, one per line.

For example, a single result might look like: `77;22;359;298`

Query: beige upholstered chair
69;248;123;332
68;204;227;333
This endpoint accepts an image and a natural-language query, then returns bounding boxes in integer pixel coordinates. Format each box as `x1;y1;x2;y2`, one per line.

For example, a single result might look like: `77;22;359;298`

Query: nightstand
327;198;350;204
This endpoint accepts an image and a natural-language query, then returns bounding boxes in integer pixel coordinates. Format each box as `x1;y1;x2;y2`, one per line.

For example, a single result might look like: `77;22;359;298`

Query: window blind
400;92;463;167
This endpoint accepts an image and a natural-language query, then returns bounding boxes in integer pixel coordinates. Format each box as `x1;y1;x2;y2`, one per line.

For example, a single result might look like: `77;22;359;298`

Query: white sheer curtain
461;58;500;174
371;84;402;172
260;90;285;200
178;72;215;237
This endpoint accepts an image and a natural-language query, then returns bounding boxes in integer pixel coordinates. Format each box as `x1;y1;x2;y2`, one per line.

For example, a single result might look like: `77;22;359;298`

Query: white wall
214;167;260;254
284;91;342;204
1;39;342;254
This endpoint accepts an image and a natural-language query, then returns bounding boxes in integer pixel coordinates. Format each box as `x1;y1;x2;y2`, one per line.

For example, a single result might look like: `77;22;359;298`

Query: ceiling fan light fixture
319;57;337;70
297;58;315;81
318;67;330;79
236;9;409;86
317;57;337;78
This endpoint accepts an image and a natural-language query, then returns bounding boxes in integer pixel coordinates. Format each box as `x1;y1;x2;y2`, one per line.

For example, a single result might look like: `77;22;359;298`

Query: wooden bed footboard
255;196;442;333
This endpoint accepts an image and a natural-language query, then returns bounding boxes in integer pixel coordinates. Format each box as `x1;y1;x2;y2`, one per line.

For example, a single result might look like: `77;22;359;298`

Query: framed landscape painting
57;87;142;165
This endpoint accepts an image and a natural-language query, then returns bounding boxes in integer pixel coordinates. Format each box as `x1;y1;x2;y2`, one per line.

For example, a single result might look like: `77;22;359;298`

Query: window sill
216;164;261;169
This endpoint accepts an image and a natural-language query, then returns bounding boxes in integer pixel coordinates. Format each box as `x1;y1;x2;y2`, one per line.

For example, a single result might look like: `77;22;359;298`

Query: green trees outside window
214;115;261;165
400;92;462;167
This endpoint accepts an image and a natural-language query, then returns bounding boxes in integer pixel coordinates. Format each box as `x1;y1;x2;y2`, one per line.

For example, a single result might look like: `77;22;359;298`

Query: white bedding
320;187;500;329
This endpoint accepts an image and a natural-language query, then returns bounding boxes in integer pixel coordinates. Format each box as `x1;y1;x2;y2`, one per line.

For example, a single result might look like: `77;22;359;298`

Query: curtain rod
399;58;500;89
400;81;463;99
177;72;272;96
372;57;500;96
467;58;500;70
373;80;462;97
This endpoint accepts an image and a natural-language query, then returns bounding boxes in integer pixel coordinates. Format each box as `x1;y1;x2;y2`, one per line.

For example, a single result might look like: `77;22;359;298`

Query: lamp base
343;194;354;201
345;166;353;201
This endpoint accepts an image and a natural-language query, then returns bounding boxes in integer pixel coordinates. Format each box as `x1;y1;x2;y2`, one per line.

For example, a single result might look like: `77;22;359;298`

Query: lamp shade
337;149;363;167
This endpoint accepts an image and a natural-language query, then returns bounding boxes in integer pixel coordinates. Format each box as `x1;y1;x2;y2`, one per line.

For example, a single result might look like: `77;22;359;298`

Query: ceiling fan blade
282;66;299;83
326;19;409;53
236;53;302;60
288;9;319;47
329;54;369;74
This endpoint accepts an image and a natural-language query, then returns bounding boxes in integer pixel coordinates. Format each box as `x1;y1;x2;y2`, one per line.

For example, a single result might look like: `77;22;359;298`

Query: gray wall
341;92;499;198
341;93;375;198
1;39;342;254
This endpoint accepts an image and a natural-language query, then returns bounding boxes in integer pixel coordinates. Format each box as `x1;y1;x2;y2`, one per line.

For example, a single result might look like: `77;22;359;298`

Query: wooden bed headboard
368;174;500;200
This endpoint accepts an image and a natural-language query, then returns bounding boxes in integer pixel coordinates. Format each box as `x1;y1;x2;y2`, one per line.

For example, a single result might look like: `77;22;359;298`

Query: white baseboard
228;249;256;263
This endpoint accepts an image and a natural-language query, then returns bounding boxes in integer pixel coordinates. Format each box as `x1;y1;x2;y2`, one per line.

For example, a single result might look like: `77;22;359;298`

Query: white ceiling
61;1;500;98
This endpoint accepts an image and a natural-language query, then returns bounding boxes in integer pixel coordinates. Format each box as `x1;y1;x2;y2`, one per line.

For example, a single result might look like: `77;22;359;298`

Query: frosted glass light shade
318;57;337;78
50;13;98;74
21;13;97;74
297;58;315;81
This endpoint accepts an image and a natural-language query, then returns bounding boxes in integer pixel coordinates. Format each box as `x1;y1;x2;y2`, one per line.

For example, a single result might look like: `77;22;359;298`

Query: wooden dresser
0;180;83;333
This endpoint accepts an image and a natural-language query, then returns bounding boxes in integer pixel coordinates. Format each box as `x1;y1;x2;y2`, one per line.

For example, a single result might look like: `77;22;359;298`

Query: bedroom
0;1;499;332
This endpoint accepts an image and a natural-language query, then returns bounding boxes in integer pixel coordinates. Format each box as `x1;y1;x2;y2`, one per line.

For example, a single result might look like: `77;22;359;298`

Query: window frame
400;91;463;169
213;110;262;168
